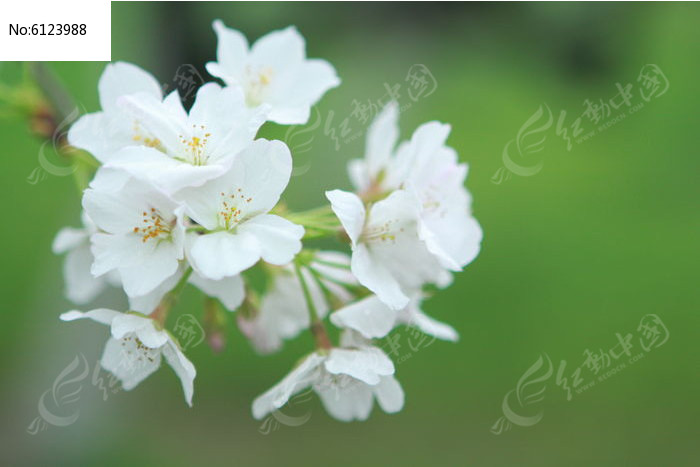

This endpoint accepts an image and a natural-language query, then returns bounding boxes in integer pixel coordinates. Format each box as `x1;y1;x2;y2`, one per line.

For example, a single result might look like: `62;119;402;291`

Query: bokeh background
2;2;699;465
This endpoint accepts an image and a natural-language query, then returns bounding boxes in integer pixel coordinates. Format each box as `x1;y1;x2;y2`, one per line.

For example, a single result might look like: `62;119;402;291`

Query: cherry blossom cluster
55;20;482;421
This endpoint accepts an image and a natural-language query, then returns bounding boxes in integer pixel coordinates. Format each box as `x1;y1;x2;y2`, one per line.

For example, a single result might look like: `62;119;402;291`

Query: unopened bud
203;297;228;354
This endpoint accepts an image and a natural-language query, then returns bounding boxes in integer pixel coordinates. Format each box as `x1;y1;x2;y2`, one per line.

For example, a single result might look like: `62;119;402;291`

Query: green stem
169;267;194;297
291;204;334;219
285;205;337;226
308;268;346;312
295;262;332;350
308;266;371;299
312;258;352;270
151;267;193;326
27;62;76;124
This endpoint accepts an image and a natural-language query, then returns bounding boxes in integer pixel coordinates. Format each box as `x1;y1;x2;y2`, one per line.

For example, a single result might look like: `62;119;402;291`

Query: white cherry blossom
82;171;186;298
48;25;482;423
68;62;164;163
178;139;304;280
348;102;483;271
206;20;340;125
326;188;450;310
60;309;196;406
105;82;268;194
252;331;403;422
390;121;482;270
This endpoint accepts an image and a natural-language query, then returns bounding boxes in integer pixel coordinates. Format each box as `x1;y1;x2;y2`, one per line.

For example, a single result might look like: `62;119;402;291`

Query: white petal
420;212;482;270
228;139;293;215
339;329;372;348
362;189;450;295
52;227;87;254
188;231;260;280
83;175;182;235
316;378;374;422
351;244;409;310
59;308;120;325
162;341;197;406
63;244;106;304
67;111;140;164
82;188;143;236
324;347;394;385
267;58;340;125
87;166;131;192
325;189;365;245
365;101;399;177
330;295;398;339
290;58;340;105
87;187;185;298
162;90;188;121
98;62;162;112
110;313;169;348
89;233;143;276
373;375;405;414
250;26;305;69
175;139;292;229
105;146;229;195
118;249;182;298
117;92;186;155
207;20;249;81
101;335;162;391
251;353;325;420
368;188;421;226
237;313;283;355
347;159;370;193
188;83;267;162
259;270;311;338
189;272;245;311
129;267;184;314
267;106;311;127
400;306;459;342
237;214;304;265
386;121;452;188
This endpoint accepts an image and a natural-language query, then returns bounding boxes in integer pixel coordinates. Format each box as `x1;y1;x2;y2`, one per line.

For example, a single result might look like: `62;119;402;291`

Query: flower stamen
133;207;173;243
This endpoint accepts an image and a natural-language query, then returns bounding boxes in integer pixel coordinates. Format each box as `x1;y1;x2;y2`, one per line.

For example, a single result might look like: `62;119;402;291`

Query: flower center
422;196;442;214
178;124;212;166
244;65;274;106
119;335;160;371
361;219;404;244
133;208;173;243
315;371;362;392
217;189;253;230
132;121;162;149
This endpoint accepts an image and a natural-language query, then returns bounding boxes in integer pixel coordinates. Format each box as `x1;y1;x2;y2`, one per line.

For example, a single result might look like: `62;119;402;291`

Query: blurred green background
1;2;699;465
